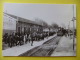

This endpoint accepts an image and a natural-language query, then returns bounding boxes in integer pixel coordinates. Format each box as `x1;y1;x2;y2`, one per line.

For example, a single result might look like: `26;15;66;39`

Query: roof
4;12;43;26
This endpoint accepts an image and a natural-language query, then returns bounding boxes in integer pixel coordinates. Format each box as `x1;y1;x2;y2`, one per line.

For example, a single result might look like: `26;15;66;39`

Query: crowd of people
3;27;76;48
57;28;76;38
3;31;55;48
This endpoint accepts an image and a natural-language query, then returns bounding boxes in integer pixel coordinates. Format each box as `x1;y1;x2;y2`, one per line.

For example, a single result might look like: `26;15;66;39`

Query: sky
4;3;76;29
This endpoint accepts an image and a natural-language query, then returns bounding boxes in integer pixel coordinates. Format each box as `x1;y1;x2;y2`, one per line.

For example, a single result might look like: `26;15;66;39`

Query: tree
51;23;59;29
35;18;49;28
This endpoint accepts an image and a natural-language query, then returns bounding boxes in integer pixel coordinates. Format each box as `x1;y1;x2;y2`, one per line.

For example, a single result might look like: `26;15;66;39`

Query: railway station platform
51;36;76;56
2;34;57;56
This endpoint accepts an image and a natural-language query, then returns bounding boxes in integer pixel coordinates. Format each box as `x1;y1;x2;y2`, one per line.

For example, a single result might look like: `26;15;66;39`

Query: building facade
3;13;43;35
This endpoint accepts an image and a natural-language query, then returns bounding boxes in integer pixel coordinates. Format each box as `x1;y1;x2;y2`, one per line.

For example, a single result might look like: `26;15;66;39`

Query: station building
3;13;43;35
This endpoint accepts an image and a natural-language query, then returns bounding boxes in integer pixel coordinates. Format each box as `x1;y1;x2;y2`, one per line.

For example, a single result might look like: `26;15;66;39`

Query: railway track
19;36;62;56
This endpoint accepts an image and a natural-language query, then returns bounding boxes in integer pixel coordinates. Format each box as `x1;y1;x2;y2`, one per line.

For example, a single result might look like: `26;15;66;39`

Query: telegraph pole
72;4;76;51
72;17;75;51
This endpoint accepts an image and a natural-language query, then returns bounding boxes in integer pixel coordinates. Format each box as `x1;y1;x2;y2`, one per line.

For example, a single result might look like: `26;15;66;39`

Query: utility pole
72;17;75;51
72;4;76;51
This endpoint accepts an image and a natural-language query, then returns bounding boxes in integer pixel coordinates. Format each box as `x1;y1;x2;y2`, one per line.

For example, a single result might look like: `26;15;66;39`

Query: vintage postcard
2;3;76;56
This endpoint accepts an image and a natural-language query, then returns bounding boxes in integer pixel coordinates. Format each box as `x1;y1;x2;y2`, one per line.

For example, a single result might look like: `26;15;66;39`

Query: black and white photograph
2;3;76;56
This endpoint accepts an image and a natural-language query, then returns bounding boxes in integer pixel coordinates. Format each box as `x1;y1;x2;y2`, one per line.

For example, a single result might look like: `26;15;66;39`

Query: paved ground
19;36;61;56
51;36;76;56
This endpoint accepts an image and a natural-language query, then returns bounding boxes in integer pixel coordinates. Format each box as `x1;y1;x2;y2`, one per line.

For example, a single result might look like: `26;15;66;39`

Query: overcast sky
4;3;76;28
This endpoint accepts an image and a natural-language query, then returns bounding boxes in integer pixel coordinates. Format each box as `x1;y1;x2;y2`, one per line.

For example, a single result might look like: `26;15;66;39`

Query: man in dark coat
3;33;8;44
8;35;13;48
31;33;35;46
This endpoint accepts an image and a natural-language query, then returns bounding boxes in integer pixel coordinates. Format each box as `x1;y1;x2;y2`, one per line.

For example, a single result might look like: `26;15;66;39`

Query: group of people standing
3;32;55;48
